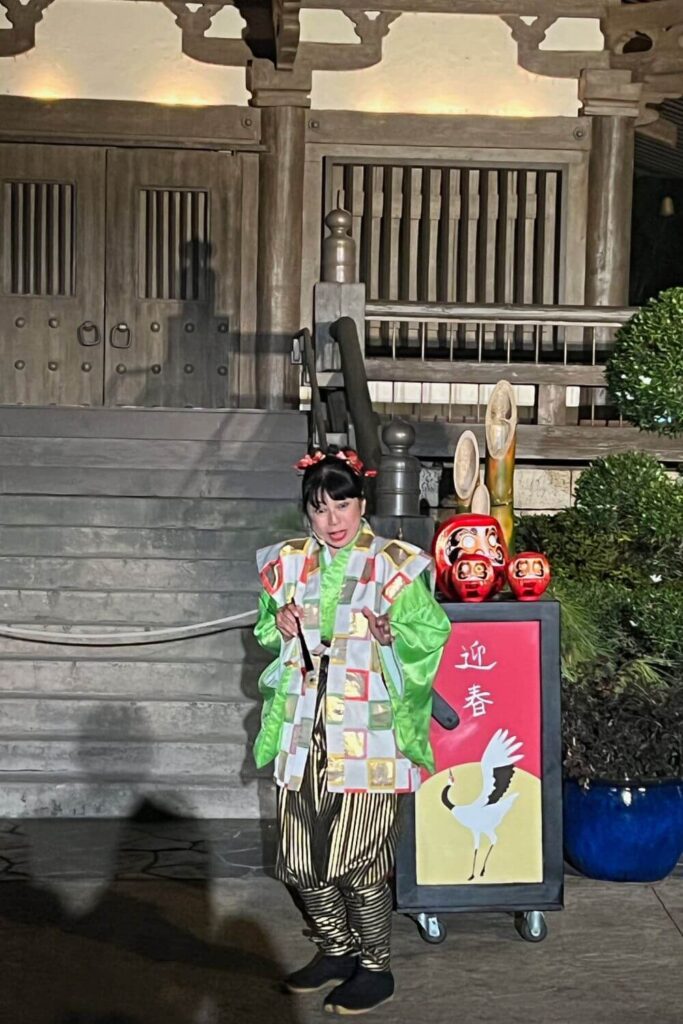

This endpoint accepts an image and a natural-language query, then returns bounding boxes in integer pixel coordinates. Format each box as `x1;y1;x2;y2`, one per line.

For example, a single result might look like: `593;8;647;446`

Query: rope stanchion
0;609;259;647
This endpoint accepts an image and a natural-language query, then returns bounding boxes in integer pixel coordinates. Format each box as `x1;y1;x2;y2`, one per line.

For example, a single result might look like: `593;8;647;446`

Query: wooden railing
361;301;634;429
313;301;683;463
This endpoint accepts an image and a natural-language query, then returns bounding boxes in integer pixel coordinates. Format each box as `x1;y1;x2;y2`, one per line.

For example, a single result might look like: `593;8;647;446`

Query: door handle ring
110;323;132;349
78;321;101;347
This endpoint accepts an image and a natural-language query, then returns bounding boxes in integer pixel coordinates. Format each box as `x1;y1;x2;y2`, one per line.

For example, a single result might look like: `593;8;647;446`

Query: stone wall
421;464;580;520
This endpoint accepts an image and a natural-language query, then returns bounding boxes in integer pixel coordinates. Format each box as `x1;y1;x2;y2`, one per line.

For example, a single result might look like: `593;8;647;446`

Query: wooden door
0;144;106;406
104;149;241;408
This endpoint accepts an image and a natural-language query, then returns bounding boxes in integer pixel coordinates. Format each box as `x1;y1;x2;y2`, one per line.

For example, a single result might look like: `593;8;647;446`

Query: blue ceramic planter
563;777;683;882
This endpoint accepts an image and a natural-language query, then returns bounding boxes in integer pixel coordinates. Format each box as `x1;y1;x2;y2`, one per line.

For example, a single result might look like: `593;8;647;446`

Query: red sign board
416;620;544;886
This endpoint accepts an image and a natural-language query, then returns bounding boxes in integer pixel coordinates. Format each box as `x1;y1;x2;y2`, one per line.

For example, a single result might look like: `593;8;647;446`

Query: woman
254;448;451;1015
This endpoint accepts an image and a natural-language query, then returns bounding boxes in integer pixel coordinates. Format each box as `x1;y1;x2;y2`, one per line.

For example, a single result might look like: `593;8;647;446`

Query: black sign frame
395;598;563;914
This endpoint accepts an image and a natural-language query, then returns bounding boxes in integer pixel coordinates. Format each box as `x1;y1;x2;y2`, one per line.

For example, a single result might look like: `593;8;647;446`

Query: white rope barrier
0;609;259;647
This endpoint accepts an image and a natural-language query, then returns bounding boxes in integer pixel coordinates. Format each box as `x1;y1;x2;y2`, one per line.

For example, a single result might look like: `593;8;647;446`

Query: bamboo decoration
484;380;517;551
452;429;480;513
471;482;491;515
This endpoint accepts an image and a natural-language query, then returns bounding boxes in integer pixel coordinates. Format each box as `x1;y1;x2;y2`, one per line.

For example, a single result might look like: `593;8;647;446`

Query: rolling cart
396;599;563;944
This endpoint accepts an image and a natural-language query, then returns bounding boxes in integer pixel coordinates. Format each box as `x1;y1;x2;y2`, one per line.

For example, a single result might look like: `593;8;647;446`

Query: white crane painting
441;728;524;881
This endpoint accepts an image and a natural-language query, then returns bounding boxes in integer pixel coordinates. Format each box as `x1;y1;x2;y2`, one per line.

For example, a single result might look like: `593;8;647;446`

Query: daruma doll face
450;554;496;603
433;513;509;599
507;551;551;601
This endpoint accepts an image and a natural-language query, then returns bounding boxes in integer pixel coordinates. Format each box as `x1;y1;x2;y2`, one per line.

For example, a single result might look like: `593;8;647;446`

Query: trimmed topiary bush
606;287;683;437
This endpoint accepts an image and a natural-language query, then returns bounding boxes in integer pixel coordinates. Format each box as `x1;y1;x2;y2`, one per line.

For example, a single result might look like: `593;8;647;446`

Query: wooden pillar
248;60;311;410
580;70;643;307
585;115;635;306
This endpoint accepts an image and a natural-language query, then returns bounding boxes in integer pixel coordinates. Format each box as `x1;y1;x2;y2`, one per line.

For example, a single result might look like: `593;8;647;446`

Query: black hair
302;451;365;513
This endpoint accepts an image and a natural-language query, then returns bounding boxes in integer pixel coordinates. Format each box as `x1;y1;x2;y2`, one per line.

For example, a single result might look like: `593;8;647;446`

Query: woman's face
307;491;365;552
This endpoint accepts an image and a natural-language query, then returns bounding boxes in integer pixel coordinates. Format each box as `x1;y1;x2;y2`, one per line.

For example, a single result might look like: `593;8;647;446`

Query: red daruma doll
507;551;552;601
433;513;509;600
450;553;497;603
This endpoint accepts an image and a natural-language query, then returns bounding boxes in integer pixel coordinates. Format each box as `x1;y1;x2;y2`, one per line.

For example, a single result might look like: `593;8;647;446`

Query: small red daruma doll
507;551;551;601
450;553;497;603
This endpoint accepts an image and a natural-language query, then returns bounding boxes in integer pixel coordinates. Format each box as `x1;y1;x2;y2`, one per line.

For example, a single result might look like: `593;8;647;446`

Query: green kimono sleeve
252;589;291;767
380;574;452;772
253;590;281;656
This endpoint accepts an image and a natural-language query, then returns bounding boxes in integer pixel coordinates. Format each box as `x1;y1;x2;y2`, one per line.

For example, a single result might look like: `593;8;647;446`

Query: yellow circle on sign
416;763;543;885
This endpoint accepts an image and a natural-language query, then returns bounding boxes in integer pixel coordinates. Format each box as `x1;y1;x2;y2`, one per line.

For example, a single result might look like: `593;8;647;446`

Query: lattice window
138;188;210;301
3;181;75;296
326;162;562;307
325;161;564;358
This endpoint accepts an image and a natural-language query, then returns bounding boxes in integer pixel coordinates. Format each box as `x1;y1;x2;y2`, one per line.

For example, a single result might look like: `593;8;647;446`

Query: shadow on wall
2;801;302;1024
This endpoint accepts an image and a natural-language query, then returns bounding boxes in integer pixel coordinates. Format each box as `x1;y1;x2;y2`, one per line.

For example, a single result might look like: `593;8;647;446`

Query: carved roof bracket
273;1;302;70
605;0;683;108
503;1;683;130
162;1;250;67
305;10;401;71
162;2;398;76
0;0;55;57
501;15;609;80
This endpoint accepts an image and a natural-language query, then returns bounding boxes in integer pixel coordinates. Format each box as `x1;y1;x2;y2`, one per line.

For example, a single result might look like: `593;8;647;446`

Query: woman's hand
275;603;303;640
362;607;394;646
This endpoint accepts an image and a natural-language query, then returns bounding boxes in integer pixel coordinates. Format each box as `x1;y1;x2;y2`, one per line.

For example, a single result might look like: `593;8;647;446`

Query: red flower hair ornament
294;448;378;478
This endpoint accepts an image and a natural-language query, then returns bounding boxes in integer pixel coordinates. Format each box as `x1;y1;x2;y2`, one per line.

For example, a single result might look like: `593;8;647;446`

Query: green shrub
563;676;682;783
517;452;683;588
606;287;683;436
516;452;683;781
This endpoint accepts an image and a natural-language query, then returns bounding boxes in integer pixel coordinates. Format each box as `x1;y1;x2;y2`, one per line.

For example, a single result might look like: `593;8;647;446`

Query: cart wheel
515;911;547;943
416;913;447;944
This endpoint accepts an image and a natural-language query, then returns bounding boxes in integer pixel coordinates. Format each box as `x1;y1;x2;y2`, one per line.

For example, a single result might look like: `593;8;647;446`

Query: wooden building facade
0;1;681;819
0;0;681;417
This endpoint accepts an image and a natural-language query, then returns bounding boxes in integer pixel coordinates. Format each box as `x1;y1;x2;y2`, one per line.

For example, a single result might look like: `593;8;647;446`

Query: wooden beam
364;301;634;325
0;96;262;150
336;359;609;387
304;2;609;15
306;112;591;151
636;118;678;150
410;423;683;463
116;0;610;11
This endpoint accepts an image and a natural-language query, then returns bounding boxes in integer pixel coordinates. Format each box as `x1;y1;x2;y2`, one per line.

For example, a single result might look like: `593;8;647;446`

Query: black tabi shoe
324;966;395;1015
284;953;358;994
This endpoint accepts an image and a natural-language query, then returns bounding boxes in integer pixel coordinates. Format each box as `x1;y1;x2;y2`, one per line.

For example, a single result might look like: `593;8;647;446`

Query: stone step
0;658;266;700
0;556;261;590
0;525;294;560
0;495;304;530
0;776;275;818
0;697;258;739
0;627;263;663
0;406;302;819
0;406;307;444
0;588;261;625
0;467;299;498
0;437;305;473
0;738;265;777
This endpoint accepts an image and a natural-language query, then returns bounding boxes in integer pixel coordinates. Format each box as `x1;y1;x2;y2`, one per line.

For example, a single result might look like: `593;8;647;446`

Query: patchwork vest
256;523;433;795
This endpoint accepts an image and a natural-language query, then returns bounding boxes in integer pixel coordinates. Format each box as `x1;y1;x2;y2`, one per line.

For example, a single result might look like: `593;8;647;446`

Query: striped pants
276;659;398;972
